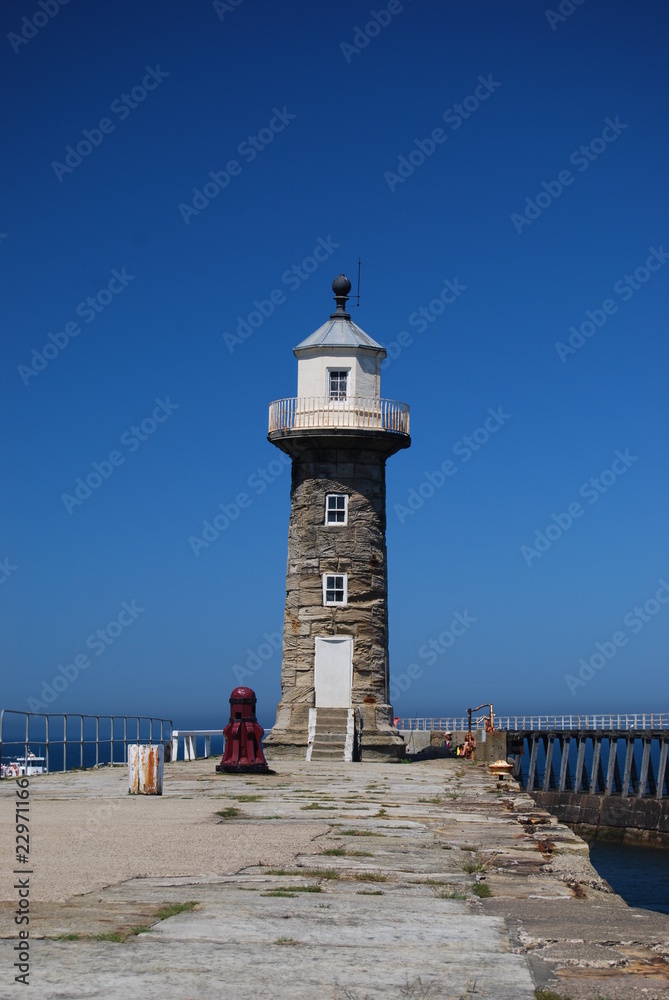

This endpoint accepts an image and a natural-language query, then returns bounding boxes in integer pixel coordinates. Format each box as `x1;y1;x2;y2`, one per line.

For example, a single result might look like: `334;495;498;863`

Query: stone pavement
1;757;668;999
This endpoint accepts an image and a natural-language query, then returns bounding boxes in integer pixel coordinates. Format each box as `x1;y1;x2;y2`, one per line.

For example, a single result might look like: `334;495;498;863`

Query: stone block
333;448;357;464
297;605;331;622
358;462;383;481
282;632;304;652
298;581;324;603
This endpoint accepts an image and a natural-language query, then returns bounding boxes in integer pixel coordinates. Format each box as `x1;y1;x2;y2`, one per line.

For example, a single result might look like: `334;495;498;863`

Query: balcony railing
268;396;410;435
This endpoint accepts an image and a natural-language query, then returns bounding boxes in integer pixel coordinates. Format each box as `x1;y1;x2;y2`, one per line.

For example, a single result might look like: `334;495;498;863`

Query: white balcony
268;396;410;436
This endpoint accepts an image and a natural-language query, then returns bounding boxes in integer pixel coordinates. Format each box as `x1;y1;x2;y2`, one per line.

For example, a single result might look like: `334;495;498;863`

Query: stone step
315;710;351;721
308;708;354;763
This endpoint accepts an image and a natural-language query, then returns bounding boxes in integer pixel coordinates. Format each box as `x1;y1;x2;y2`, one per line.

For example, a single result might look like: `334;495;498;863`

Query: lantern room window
323;574;347;605
328;369;349;400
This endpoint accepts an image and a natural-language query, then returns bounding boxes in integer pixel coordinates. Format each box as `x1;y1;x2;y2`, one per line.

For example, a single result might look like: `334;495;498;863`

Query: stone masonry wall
530;790;669;844
280;443;390;708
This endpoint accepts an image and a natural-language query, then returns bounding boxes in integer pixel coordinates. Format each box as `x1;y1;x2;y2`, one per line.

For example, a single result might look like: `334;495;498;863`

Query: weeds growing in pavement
215;807;242;819
50;902;198;943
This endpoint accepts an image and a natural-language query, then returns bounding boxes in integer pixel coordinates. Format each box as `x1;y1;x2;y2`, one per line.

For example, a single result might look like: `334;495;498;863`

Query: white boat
1;750;47;777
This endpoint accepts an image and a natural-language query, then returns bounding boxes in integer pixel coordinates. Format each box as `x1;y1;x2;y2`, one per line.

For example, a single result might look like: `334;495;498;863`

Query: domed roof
293;273;384;354
294;316;384;353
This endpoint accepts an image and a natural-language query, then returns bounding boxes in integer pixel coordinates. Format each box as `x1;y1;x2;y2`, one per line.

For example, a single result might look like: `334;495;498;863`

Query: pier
400;714;669;842
2;755;669;998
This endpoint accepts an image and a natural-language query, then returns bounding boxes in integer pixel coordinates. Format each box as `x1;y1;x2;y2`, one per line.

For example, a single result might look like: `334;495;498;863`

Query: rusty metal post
465;703;493;760
128;744;164;794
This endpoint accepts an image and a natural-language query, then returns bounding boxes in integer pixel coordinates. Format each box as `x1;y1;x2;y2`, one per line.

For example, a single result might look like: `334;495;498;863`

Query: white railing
268;396;410;435
398;714;669;733
171;729;221;761
171;727;273;761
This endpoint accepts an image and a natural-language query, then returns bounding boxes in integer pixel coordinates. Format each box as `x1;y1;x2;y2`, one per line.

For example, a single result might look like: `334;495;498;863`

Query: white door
314;636;353;708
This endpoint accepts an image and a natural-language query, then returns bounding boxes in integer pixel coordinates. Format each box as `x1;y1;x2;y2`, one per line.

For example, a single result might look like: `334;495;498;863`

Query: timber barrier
511;729;668;800
509;727;669;841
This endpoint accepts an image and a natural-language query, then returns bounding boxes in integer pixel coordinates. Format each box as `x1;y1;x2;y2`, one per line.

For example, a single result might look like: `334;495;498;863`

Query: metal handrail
397;714;669;732
0;709;172;776
355;707;363;763
268;396;410;435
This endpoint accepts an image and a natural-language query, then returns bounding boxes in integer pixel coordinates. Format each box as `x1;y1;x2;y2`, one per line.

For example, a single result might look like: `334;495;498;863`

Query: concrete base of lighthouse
264;429;408;764
265;702;405;762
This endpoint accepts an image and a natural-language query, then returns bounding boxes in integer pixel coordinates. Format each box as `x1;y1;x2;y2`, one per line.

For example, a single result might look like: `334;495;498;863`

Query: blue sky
1;0;667;730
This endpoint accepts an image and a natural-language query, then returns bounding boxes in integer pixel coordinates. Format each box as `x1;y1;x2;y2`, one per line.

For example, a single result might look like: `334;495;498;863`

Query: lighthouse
263;275;410;762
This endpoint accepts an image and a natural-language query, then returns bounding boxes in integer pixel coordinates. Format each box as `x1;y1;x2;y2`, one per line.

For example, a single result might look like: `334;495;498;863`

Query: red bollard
216;687;269;774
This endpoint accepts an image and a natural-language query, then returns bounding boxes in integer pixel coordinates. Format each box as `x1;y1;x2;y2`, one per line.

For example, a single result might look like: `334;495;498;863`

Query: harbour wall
402;726;669;843
529;789;669;847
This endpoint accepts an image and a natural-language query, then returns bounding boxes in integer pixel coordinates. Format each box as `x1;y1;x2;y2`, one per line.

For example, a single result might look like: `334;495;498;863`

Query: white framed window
325;493;348;525
323;573;347;606
328;369;349;400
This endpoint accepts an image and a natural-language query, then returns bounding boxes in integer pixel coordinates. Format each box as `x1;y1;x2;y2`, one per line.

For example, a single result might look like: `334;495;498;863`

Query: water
589;840;669;914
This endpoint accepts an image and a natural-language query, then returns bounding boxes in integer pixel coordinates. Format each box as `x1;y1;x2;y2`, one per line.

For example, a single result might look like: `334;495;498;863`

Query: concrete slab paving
1;757;668;999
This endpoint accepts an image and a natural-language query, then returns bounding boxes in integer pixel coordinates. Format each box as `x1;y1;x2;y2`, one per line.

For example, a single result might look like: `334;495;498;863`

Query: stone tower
264;275;410;762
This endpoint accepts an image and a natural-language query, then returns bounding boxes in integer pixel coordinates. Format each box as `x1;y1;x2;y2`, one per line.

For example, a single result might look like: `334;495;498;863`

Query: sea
589;841;669;915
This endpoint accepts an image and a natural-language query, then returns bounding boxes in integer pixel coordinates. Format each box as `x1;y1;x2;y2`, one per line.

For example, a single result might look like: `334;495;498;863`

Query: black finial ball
332;274;351;296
